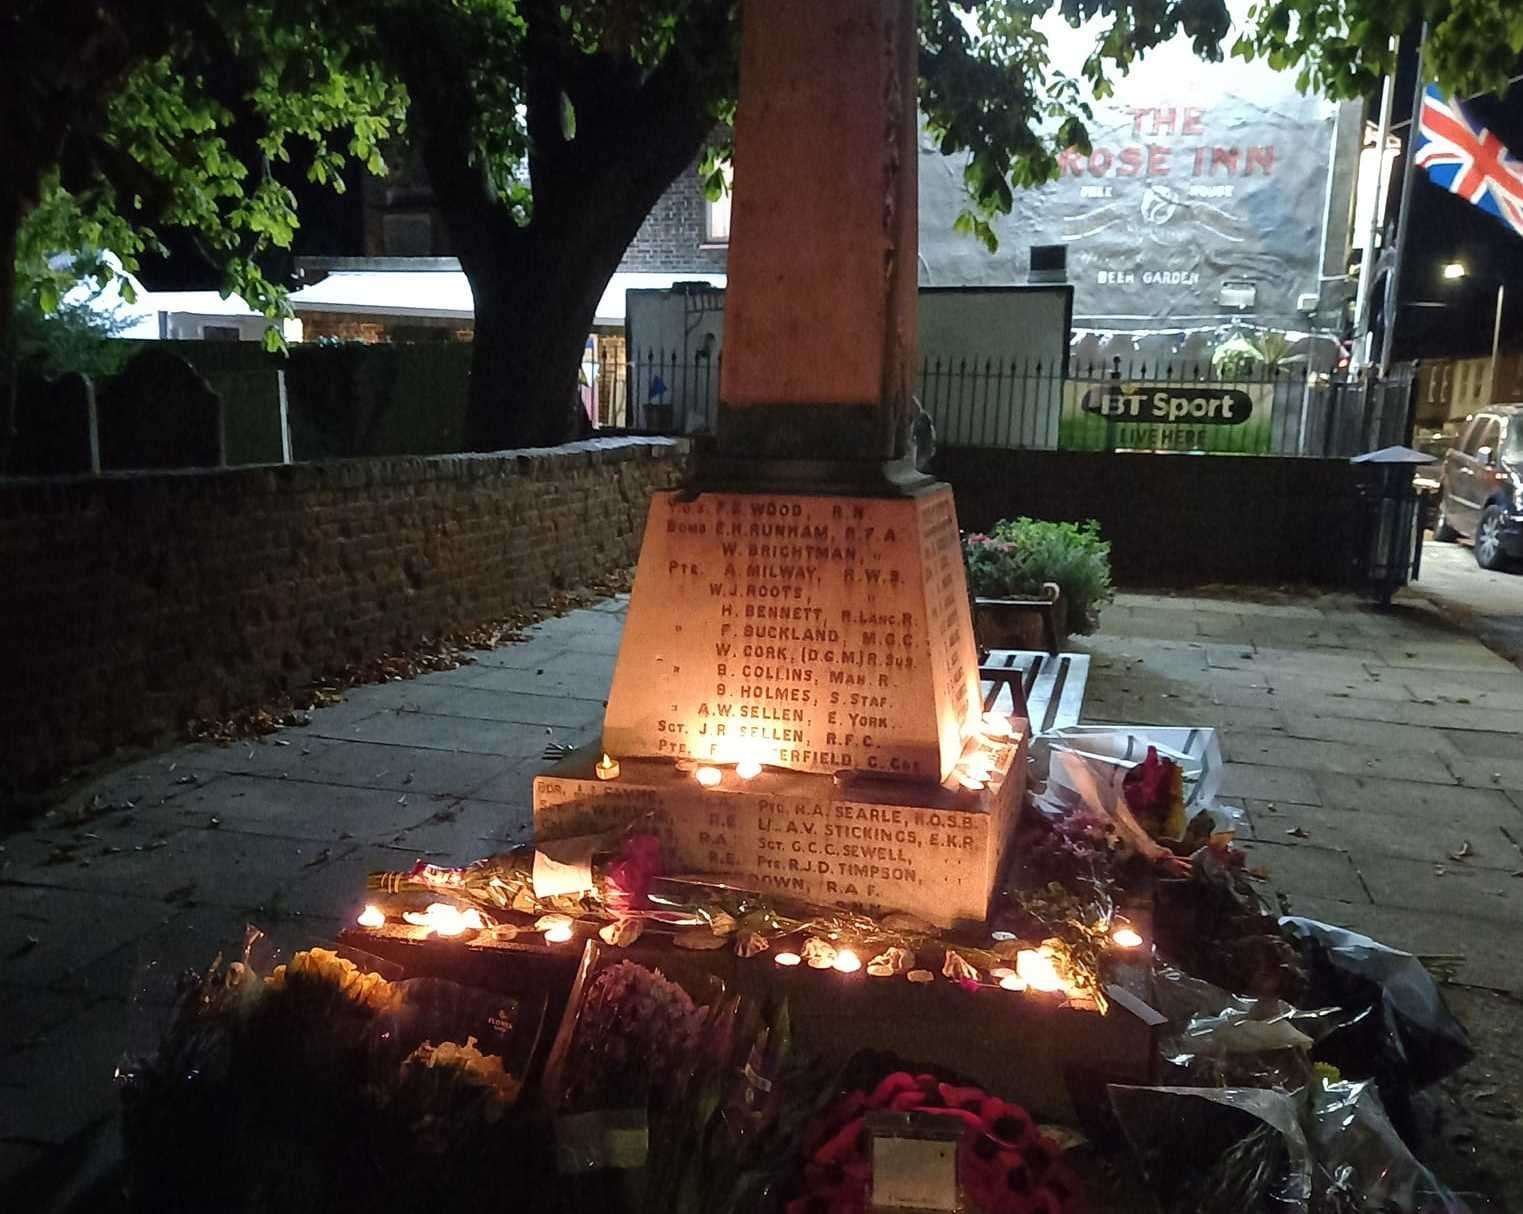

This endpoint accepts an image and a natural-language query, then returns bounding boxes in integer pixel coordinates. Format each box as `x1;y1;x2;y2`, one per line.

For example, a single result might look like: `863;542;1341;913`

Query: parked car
1413;427;1461;530
1433;405;1523;570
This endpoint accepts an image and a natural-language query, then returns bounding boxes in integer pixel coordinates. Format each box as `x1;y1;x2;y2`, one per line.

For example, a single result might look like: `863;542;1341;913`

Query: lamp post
1440;262;1506;403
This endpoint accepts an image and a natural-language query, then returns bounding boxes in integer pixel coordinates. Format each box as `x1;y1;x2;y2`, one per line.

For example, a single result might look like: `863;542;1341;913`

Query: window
704;163;732;244
1465;416;1501;457
202;325;241;341
382;212;435;257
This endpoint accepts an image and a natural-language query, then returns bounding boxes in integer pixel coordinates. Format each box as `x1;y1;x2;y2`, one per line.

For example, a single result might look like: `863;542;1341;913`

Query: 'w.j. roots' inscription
602;486;982;780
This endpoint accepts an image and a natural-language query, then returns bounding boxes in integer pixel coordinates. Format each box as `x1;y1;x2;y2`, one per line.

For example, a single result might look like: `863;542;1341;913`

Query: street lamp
1439;263;1505;401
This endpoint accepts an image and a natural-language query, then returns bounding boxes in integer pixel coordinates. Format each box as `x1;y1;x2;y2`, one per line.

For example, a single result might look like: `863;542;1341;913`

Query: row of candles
355;901;1145;997
592;711;1018;791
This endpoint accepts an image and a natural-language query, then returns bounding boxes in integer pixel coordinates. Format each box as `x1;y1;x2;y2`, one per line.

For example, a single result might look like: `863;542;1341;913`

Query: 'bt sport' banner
1058;379;1275;453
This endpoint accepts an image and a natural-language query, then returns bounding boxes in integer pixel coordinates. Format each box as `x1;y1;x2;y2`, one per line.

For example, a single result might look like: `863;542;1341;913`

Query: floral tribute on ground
118;723;1478;1213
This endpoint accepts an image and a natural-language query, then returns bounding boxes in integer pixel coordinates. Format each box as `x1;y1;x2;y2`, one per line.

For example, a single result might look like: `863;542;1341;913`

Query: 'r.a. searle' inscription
603;487;981;778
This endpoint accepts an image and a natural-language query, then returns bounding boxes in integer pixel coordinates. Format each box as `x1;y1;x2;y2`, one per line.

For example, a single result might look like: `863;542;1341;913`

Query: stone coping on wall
0;435;688;494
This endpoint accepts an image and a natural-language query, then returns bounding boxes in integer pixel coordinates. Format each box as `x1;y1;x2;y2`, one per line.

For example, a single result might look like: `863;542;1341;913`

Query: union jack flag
1415;84;1523;238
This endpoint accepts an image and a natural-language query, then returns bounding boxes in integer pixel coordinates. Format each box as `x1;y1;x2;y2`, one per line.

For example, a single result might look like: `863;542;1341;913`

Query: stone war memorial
107;3;1489;1211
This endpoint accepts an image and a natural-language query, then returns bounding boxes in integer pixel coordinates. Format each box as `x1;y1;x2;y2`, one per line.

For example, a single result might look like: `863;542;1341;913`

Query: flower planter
973;583;1068;655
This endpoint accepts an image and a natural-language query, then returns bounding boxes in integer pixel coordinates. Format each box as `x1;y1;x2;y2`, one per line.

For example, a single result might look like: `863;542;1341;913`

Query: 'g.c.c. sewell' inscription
603;486;981;780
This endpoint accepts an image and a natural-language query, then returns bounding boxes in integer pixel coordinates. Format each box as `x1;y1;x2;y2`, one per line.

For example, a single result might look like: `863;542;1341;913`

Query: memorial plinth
534;734;1025;929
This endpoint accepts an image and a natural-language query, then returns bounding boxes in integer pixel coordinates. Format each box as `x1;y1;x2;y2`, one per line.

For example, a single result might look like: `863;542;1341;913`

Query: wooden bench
979;649;1091;735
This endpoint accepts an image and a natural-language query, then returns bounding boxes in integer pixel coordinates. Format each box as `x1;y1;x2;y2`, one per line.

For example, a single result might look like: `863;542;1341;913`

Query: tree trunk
1;188;25;468
461;237;617;451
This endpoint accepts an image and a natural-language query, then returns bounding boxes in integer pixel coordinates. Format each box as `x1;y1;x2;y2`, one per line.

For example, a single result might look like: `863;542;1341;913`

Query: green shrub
962;517;1114;633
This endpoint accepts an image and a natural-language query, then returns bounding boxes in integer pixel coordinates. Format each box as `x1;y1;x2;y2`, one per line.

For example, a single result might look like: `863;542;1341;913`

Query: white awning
288;269;726;328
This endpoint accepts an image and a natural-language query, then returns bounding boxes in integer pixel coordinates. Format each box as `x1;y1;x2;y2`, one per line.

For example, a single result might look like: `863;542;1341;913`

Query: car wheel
1475;504;1510;570
1432;499;1459;542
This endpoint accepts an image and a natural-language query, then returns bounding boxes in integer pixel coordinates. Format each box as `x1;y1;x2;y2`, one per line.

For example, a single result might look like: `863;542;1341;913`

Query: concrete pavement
4;586;1523;1202
1412;537;1523;667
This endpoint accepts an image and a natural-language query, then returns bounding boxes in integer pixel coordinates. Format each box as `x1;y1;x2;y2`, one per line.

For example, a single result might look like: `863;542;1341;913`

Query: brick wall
0;438;684;793
620;165;729;274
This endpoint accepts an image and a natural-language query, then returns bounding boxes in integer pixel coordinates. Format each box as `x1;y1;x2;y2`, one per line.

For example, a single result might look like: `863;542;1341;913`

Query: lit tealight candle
595;753;620;781
544;922;575;944
774;951;802;967
989;966;1016;980
1016;948;1066;993
999;974;1028;992
695;766;722;788
981;712;1014;739
736;759;762;780
1112;926;1144;949
832;949;862;974
356;904;385;929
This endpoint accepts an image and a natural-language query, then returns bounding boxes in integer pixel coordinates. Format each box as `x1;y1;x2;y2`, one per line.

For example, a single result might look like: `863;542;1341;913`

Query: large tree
8;1;1522;450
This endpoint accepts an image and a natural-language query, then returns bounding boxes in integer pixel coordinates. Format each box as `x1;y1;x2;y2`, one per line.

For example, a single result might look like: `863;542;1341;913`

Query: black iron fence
605;350;1415;459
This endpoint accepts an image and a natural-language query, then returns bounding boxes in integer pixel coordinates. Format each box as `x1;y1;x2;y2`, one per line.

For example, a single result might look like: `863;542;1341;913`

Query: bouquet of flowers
118;933;549;1214
790;1063;1085;1214
368;824;665;919
558;960;709;1114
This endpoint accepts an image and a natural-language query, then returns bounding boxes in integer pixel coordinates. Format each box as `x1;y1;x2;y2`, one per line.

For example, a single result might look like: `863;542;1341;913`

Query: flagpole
1351;40;1399;373
1489;282;1505;401
1379;24;1428;376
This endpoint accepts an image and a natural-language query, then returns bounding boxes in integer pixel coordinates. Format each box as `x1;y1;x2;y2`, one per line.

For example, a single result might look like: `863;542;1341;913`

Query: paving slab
1218;762;1321;805
385;683;606;729
1236;838;1369;906
0;885;173;990
1257;805;1522;872
0;1000;127;1144
450;658;616;700
1358;853;1523;925
1279;713;1462;756
1449;754;1523;792
1282;892;1522;997
1444;729;1523;761
269;738;517;796
1312;771;1520;826
1223;731;1458;785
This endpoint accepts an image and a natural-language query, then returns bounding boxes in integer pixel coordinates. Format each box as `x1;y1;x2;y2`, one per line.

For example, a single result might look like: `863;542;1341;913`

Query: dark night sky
1385;33;1523;361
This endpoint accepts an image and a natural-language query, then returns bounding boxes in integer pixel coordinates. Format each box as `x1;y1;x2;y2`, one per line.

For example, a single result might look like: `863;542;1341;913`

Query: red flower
603;832;663;910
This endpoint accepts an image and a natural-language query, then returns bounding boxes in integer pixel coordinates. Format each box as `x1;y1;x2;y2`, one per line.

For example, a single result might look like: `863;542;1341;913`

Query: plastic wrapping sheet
1111;1079;1471;1214
1109;1084;1314;1214
1281;918;1473;1131
1306;1079;1470;1214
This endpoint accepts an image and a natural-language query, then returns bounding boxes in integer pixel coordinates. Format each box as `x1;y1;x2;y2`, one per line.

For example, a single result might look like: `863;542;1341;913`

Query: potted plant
962;518;1113;653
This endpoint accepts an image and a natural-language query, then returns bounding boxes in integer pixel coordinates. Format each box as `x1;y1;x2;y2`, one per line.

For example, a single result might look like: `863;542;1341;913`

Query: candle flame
695;766;722;787
1112;927;1144;949
356;904;385;929
832;948;862;974
774;951;801;967
402;902;484;938
544;923;574;944
735;759;762;780
1015;948;1066;993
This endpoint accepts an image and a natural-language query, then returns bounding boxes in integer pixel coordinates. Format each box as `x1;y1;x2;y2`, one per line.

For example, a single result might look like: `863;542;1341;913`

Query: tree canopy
7;0;1523;447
